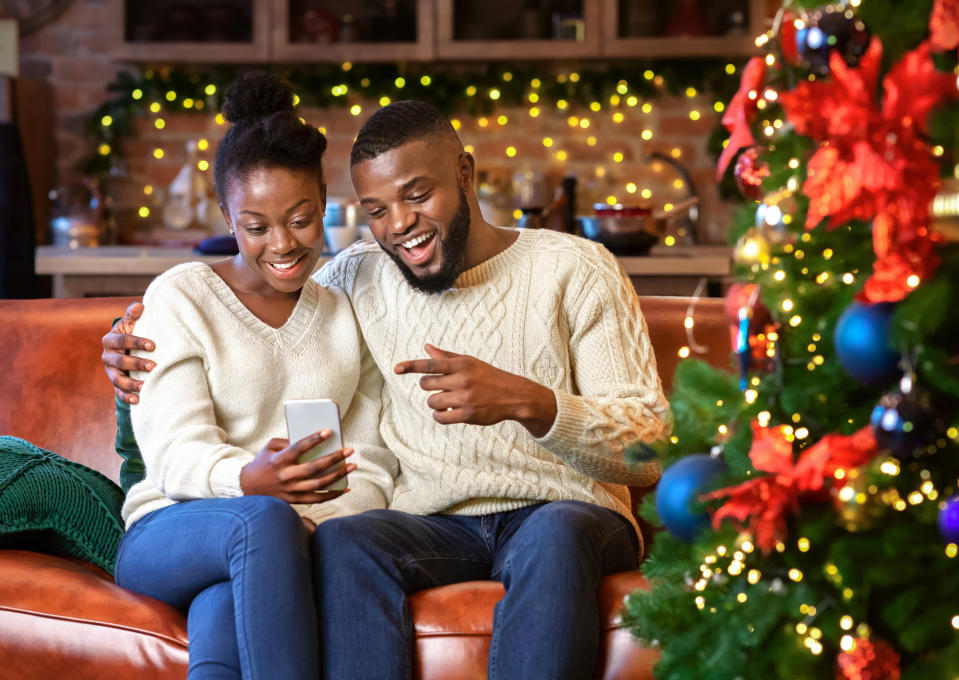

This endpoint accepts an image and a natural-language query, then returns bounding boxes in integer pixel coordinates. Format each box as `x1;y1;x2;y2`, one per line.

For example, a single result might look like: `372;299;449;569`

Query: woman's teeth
270;255;304;270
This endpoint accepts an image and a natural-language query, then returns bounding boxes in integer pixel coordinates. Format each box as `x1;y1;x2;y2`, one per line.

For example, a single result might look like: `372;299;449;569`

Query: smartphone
284;399;347;491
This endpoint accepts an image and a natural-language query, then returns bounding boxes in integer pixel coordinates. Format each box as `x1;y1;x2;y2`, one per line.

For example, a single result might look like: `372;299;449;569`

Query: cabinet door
436;0;601;60
601;0;766;58
111;0;270;62
272;0;433;62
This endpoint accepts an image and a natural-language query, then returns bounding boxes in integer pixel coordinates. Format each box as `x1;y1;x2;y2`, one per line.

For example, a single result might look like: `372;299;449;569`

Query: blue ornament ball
870;385;941;460
796;5;870;76
939;496;959;544
656;453;727;542
834;302;899;384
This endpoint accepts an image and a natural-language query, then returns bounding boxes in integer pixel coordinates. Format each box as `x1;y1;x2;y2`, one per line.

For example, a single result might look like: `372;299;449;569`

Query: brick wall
19;0;134;182
19;0;733;243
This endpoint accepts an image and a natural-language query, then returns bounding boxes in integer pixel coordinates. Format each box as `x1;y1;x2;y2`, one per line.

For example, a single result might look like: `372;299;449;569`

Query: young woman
113;72;395;680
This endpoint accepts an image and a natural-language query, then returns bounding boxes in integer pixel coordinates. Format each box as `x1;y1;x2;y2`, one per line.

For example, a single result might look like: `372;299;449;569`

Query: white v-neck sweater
123;262;396;529
318;228;670;547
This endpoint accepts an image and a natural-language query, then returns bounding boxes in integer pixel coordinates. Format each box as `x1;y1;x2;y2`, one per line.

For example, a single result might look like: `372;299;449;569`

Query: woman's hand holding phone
240;429;354;504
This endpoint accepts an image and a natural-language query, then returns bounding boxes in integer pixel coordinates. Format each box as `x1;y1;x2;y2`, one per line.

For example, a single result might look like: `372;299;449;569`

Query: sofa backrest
0;295;731;484
0;297;133;479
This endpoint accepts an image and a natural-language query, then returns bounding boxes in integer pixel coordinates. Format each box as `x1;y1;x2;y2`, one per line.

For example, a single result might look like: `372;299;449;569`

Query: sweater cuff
209;457;246;498
533;389;589;454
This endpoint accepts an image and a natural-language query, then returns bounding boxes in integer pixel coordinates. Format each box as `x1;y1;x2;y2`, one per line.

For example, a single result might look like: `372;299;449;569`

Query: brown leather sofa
0;294;731;680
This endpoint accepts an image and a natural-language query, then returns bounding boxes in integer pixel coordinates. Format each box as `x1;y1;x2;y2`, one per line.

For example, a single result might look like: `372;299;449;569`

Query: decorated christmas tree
624;1;959;678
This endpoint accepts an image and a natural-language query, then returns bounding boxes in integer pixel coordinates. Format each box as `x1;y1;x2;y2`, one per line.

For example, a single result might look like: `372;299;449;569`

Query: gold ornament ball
832;467;882;532
734;227;772;266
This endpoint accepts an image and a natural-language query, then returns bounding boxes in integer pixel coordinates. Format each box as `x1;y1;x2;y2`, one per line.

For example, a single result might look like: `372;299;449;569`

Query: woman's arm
130;281;353;504
130;295;252;500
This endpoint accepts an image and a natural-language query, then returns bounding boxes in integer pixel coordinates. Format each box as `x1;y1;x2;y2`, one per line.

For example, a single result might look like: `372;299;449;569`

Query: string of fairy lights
687;470;959;658
85;60;743;224
665;1;959;655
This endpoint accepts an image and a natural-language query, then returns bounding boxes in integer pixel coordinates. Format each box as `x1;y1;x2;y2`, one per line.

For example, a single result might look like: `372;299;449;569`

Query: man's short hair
351;100;460;166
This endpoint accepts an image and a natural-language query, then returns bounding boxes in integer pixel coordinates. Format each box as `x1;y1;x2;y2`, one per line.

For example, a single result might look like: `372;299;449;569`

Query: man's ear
457;151;476;190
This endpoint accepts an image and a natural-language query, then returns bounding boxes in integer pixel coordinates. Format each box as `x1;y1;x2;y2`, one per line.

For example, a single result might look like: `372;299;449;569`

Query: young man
102;101;669;679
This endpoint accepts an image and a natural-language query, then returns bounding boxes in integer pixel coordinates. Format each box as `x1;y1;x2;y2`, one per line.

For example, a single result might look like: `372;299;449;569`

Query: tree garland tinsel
83;59;742;175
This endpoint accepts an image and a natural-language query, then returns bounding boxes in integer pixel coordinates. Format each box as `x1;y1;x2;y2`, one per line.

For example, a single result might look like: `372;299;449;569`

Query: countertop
35;242;732;298
36;243;732;277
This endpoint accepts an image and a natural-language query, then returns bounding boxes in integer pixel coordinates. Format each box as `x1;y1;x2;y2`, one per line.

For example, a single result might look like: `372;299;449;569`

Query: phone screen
284;399;347;491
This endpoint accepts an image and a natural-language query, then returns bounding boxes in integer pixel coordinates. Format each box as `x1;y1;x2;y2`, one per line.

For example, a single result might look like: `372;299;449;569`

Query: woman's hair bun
221;71;296;124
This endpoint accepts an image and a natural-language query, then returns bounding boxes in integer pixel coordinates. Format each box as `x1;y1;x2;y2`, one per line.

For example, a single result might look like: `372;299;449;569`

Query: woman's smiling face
222;166;327;295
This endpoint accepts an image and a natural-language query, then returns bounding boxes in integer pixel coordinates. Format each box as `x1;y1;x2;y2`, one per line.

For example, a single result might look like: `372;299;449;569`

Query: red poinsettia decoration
717;56;767;179
930;0;959;51
836;637;901;680
860;233;942;302
778;38;956;303
703;422;878;553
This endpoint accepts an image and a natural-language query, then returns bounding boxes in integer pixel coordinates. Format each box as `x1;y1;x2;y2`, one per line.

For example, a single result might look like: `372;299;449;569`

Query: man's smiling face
351;138;472;293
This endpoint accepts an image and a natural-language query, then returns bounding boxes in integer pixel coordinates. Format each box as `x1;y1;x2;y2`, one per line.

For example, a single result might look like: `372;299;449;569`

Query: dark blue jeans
313;500;639;680
115;496;319;680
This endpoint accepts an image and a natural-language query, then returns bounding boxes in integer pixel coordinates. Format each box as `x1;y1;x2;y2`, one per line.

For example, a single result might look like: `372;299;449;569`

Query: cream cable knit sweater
123;262;397;529
318;228;670;546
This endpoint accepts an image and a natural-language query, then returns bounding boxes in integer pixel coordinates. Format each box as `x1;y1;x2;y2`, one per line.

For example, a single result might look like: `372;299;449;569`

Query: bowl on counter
577;197;700;256
578;206;660;256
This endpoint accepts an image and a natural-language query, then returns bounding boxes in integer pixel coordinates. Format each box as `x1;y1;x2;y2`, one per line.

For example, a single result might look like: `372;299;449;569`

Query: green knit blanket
0;436;125;574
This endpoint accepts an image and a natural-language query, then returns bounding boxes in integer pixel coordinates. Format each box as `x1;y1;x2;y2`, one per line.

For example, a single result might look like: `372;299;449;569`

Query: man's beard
380;188;471;294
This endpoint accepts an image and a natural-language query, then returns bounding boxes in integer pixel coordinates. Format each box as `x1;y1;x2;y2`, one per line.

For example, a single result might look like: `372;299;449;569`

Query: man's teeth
402;233;433;250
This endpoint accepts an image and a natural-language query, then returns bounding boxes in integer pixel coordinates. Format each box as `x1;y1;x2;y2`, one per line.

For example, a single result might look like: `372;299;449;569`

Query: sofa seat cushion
0;550;188;679
409;570;659;680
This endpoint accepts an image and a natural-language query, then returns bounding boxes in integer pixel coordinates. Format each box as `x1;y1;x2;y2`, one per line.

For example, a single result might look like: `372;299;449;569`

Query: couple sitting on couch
101;71;670;680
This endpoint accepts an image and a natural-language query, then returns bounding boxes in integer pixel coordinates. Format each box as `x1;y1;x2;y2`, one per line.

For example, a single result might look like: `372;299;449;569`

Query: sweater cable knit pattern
318;228;669;550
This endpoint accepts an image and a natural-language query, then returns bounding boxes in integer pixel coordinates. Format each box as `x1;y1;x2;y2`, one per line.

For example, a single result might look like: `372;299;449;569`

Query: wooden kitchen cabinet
110;0;764;64
110;0;271;62
272;0;434;62
600;0;767;58
435;0;601;60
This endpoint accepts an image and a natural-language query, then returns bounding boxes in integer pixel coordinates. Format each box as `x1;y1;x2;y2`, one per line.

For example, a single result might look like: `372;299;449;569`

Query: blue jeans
313;500;639;680
115;496;319;680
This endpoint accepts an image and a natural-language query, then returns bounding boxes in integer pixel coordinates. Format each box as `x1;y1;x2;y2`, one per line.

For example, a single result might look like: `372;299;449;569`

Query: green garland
83;59;743;175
